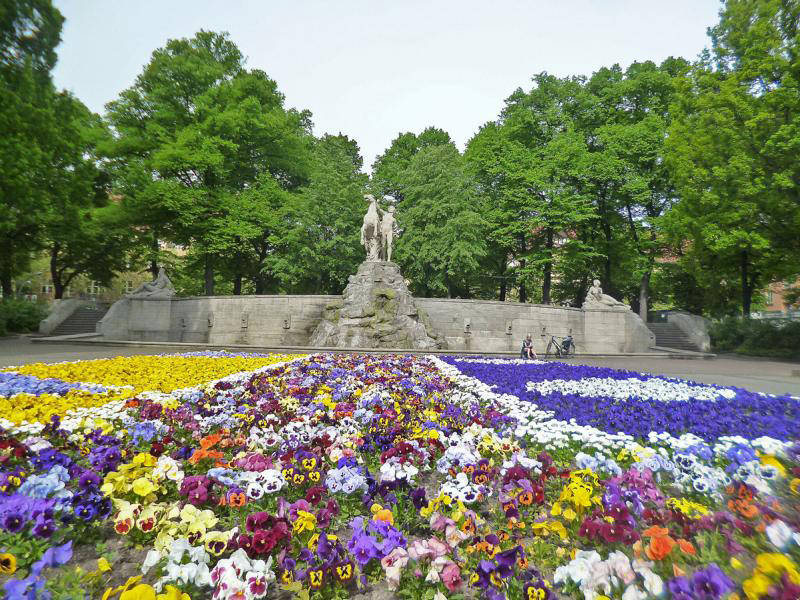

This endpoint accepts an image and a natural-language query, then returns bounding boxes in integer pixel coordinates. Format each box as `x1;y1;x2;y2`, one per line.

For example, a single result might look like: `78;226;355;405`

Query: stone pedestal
310;261;442;349
97;297;173;342
581;308;655;353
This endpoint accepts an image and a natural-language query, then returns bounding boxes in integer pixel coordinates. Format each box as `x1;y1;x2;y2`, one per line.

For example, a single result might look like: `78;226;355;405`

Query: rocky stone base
310;261;442;349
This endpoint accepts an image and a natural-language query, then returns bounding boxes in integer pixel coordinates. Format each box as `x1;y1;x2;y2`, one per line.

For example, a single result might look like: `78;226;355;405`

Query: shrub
710;316;800;360
0;299;48;335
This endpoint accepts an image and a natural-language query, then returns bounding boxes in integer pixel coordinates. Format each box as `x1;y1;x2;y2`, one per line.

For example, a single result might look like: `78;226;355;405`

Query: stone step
646;322;700;352
51;307;107;336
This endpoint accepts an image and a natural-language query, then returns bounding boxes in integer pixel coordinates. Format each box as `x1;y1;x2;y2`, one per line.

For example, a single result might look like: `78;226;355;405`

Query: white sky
52;0;721;171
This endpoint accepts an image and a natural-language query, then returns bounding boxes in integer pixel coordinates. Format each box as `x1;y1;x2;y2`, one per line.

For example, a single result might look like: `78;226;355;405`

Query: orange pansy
642;525;670;538
645;534;676;561
677;539;696;555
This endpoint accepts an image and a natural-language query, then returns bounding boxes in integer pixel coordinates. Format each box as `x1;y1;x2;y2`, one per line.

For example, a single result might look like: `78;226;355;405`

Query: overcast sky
52;0;721;171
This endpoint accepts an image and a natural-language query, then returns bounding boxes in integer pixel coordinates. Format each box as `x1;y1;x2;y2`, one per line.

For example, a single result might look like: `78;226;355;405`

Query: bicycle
543;334;575;359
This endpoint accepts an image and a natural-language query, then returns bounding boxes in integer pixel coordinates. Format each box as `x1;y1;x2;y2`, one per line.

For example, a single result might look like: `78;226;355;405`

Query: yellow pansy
755;553;800;582
530;520;568;540
157;586;191;600
103;576;144;600
667;497;709;518
759;454;787;477
742;573;771;600
548;520;568;540
0;553;17;575
293;510;317;534
132;477;157;497
120;584;157;600
132;453;158;468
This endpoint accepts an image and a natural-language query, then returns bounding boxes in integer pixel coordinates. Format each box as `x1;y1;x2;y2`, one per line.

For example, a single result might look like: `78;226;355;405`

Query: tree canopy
2;1;799;318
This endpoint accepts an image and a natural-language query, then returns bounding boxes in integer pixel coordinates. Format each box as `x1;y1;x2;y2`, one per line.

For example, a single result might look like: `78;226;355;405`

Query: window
87;280;102;296
41;284;52;294
765;290;774;304
124;280;134;293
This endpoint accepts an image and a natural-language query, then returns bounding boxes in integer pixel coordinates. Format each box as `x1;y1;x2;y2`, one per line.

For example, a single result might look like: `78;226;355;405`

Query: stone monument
360;194;382;262
128;267;176;299
311;196;441;349
379;205;395;262
582;279;629;310
97;266;175;341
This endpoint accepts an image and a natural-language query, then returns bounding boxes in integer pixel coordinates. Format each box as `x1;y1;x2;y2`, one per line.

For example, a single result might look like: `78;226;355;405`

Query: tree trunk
598;198;613;288
50;243;64;300
518;257;527;303
542;265;552;305
254;275;265;295
740;250;753;318
0;275;12;299
150;233;159;279
542;228;553;304
233;274;242;296
638;270;651;321
499;279;507;302
204;256;215;296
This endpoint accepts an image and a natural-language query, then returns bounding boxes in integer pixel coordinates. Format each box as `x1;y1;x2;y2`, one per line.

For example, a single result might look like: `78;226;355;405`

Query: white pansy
766;520;795;550
141;549;162;575
380;457;419;484
526;376;736;402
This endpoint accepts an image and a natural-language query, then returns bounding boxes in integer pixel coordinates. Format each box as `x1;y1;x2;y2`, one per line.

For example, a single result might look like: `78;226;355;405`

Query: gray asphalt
569;355;800;397
2;336;799;396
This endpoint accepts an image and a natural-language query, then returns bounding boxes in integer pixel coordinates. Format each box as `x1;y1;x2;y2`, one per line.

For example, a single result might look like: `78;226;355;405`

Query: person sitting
520;334;537;360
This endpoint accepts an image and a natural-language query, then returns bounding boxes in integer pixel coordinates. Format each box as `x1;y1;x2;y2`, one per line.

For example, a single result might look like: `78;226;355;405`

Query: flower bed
0;352;300;428
443;357;800;441
6;351;298;393
0;353;798;600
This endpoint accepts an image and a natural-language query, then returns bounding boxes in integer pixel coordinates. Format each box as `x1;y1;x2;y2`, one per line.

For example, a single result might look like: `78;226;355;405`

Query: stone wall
414;299;655;354
666;311;711;352
98;294;656;354
98;295;338;346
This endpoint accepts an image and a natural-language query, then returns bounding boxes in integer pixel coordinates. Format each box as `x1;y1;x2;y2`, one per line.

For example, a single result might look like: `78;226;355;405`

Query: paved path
0;336;168;367
571;356;800;397
2;336;799;396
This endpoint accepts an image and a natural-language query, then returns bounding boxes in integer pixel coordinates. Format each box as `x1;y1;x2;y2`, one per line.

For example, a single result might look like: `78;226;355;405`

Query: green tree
584;59;689;318
273;134;367;293
395;143;488;298
467;74;598;304
0;0;64;297
370;127;453;203
103;31;312;295
665;0;800;317
214;173;289;295
40;93;131;298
